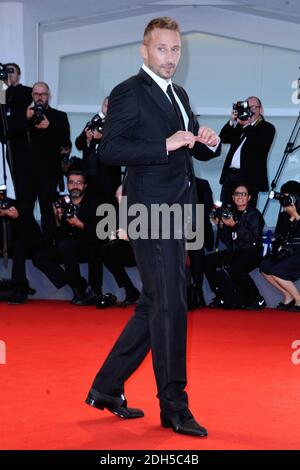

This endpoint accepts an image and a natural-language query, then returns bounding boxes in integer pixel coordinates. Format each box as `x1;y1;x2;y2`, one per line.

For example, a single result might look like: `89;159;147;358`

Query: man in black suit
0;63;32;193
75;96;121;205
25;81;71;245
85;17;220;437
219;96;275;207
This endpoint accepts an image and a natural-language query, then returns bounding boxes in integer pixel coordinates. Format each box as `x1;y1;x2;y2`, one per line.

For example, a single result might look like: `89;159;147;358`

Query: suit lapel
138;68;182;131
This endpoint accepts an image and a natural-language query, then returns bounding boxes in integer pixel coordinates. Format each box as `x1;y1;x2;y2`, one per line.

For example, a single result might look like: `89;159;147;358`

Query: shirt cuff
206;137;221;152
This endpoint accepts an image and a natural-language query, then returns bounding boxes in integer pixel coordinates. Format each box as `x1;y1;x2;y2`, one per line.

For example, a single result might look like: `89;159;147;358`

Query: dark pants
14;174;58;245
204;248;262;304
89;237;188;414
9;215;67;289
220;170;258;208
55;238;103;294
101;239;136;289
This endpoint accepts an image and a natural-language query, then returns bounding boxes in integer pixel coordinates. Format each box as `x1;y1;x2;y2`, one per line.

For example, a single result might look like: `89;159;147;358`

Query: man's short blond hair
143;17;180;43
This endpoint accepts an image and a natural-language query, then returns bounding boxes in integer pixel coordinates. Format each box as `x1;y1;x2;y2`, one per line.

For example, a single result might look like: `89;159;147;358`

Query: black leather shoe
288;304;300;312
96;293;117;309
277;299;295;310
85;391;144;419
187;284;206;310
161;409;208;437
72;286;96;306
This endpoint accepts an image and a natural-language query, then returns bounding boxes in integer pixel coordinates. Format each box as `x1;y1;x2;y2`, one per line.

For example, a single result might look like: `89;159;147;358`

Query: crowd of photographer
1;61;299;310
0;62;139;306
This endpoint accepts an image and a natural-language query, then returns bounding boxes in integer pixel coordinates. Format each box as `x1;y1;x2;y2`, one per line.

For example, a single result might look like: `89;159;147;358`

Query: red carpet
0;300;300;450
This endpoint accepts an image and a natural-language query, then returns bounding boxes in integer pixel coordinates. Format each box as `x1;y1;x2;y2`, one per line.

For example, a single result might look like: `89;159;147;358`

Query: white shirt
142;64;188;130
230;118;259;169
142;64;219;152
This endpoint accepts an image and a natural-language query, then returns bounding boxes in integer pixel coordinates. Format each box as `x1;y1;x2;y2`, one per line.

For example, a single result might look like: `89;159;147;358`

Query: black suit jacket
27;106;71;180
219;117;275;191
75;130;121;204
100;68;220;212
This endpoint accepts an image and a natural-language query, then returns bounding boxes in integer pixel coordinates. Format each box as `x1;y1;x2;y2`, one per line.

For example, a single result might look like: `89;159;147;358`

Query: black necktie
166;84;185;130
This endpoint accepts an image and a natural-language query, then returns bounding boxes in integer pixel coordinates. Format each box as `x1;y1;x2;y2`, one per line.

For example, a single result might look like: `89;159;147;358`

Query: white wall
26;6;300;224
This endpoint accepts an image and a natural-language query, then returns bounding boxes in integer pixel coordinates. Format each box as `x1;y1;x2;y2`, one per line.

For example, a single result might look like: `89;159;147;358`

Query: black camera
270;235;294;261
85;112;105;133
0;63;14;81
30;103;46;125
53;195;79;220
0;185;15;210
232;100;254;121
269;191;297;207
210;202;237;221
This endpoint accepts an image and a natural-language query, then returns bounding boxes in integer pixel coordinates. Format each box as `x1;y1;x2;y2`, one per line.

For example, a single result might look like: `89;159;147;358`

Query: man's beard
70;189;83;198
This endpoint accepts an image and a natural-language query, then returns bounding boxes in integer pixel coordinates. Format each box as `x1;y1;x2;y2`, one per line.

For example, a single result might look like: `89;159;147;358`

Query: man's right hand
85;127;93;145
166;131;196;152
26;105;35;120
53;206;63;221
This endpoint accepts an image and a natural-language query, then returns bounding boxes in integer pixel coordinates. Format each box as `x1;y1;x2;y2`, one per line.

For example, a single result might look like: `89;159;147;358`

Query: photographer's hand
53;206;63;222
67;215;84;230
35;115;49;129
92;129;102;140
26;105;35;120
230;109;238;126
0;207;19;219
222;216;236;228
285;204;300;221
85;127;93;145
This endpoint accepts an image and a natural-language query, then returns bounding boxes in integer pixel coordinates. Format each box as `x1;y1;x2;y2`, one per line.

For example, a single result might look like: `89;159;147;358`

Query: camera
53;195;79;220
85;112;105;133
269;191;297;207
0;185;15;210
210;202;237;221
0;63;14;81
30;103;46;125
232;100;254;121
270;235;294;261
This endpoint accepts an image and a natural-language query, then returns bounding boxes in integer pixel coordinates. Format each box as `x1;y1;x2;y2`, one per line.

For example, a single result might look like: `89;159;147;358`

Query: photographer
204;183;265;309
53;170;116;307
260;181;300;311
0;63;32;195
75;97;121;205
0;196;67;304
25;81;71;245
219;96;275;207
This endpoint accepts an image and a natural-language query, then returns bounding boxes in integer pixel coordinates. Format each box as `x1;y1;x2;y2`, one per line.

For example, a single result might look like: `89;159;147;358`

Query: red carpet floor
0;300;300;450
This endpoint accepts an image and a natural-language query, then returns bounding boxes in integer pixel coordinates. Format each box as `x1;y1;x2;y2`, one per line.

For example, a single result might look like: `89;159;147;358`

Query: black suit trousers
90;236;188;414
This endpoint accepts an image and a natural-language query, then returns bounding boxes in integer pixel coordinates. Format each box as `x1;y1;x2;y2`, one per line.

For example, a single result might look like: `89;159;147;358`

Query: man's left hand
0;207;19;219
222;216;236;228
67;215;84;229
196;126;219;147
35;115;50;129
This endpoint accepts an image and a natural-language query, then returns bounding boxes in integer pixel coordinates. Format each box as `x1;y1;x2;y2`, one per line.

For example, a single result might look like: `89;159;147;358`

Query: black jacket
55;194;99;241
219;117;275;191
220;206;265;253
75;130;121;204
27;106;71;180
100;68;221;212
